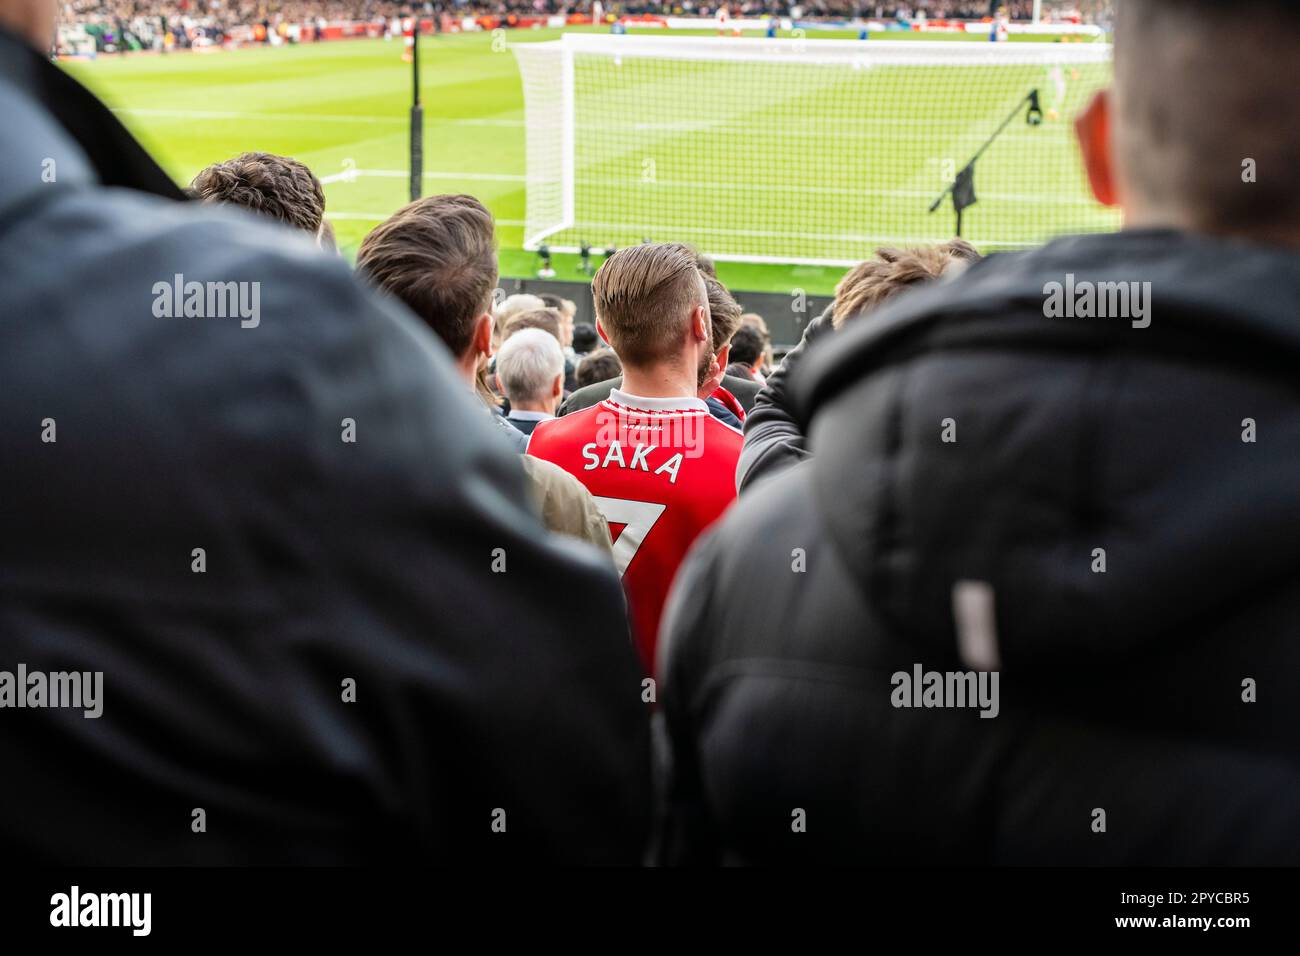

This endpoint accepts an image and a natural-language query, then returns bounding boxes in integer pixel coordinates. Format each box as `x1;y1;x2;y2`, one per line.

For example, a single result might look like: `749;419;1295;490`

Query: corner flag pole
409;16;423;202
927;88;1042;236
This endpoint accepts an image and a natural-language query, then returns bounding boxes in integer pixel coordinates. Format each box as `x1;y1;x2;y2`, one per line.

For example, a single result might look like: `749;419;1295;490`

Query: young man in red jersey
527;242;742;671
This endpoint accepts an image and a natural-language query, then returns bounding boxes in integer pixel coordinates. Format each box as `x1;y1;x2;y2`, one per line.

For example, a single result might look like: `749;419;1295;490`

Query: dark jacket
505;412;549;436
559;373;761;418
704;397;742;430
0;30;649;865
659;229;1300;864
736;304;834;493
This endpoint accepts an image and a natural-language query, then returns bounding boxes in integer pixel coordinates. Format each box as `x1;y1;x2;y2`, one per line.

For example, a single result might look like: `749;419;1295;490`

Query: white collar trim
606;388;709;414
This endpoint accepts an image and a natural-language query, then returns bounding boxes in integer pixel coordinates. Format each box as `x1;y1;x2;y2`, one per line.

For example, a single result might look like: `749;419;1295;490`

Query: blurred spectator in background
737;312;772;380
725;324;766;381
497;327;565;436
495;292;544;330
572;322;600;356
538;291;581;390
576;347;621;389
503;306;565;344
538;292;577;347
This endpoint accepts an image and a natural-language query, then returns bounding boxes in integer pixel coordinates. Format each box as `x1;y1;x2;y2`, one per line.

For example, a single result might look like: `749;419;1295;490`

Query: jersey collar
606;388;709;415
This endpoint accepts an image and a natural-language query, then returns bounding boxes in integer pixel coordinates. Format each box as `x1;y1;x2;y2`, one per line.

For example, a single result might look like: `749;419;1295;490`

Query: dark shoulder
559;376;622;416
721;373;762;409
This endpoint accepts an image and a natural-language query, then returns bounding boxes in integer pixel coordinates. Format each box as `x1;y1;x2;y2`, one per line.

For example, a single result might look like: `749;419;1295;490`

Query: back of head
739;312;769;338
496;293;545;326
592;242;707;367
503;307;564;344
355;193;497;358
572;323;600;355
537;292;576;318
728;324;765;367
190;152;325;236
1113;0;1300;237
576;348;623;389
704;275;742;355
832;240;979;329
496;327;565;406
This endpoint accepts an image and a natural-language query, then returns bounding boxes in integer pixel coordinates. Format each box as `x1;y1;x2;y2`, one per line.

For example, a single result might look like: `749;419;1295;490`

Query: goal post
512;34;1118;265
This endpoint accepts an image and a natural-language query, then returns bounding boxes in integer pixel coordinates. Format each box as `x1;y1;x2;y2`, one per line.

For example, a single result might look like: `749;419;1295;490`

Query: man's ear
1076;89;1118;207
471;312;494;358
691;305;710;345
551;372;564;399
595;318;610;346
495;372;503;394
715;343;731;372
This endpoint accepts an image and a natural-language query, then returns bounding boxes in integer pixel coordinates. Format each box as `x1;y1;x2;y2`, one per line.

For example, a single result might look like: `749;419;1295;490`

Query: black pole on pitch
409;15;423;202
928;88;1041;237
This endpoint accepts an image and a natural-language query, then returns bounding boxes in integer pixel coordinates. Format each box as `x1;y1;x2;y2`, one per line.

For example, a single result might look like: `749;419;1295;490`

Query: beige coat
521;456;613;558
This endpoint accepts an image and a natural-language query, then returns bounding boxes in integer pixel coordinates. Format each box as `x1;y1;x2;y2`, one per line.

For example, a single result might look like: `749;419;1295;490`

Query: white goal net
512;34;1118;265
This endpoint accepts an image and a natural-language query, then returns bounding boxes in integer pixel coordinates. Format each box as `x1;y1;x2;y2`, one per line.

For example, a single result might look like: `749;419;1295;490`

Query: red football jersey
527;389;742;670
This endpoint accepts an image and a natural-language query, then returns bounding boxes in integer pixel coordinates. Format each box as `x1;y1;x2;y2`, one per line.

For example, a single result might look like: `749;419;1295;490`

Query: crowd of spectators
12;0;1292;872
56;0;1113;54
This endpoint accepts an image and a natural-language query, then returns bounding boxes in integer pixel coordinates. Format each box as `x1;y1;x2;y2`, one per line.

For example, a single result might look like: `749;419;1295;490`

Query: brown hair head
191;152;326;235
704;275;742;354
355;194;498;359
576;348;623;389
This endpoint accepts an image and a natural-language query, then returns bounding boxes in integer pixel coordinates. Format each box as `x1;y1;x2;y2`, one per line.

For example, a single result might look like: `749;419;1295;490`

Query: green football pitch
63;27;1116;295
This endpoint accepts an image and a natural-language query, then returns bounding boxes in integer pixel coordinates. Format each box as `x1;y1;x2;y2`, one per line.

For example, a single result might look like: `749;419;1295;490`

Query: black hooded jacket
658;229;1300;864
0;29;649;865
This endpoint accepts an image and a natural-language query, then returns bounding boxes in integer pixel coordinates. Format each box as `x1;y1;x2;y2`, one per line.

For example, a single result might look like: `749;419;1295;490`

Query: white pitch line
327;211;526;226
111;107;523;127
320;169;526;185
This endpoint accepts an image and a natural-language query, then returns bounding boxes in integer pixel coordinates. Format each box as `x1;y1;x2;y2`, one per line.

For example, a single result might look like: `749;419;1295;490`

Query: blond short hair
833;240;979;329
591;242;707;366
355;193;497;358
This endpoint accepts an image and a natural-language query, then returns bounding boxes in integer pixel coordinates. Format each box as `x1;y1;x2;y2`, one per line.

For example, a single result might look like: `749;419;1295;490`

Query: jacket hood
792;229;1300;667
